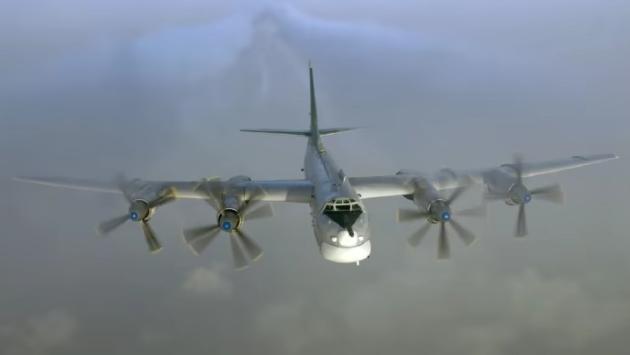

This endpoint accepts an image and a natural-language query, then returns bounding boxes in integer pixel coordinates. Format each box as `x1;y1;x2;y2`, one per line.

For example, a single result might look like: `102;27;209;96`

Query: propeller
397;186;485;259
182;179;273;270
486;155;564;237
97;176;175;253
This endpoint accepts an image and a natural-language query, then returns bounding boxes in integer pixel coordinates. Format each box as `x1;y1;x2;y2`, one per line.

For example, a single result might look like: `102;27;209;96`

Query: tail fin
308;63;319;143
240;64;358;138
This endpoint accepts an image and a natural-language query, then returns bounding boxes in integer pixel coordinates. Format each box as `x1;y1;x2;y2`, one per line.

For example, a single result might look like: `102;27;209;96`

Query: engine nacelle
409;178;443;214
402;178;452;224
128;200;154;222
505;184;531;206
425;199;452;224
217;208;242;232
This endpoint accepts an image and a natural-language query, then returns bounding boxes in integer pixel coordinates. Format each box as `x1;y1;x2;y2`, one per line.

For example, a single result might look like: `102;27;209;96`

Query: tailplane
240;127;357;137
241;64;358;138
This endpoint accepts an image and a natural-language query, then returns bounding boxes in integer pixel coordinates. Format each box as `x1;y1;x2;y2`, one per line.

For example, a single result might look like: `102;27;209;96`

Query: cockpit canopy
323;198;362;212
323;198;363;234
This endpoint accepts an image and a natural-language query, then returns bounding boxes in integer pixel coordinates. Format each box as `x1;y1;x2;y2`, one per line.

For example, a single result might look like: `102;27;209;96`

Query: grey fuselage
303;136;371;263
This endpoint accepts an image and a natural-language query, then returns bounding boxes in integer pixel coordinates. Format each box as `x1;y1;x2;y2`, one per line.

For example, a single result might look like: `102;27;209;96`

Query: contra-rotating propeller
97;176;175;253
397;186;485;259
182;178;273;270
485;155;564;237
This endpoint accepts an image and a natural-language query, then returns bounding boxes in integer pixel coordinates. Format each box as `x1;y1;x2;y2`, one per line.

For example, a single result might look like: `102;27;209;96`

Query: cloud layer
1;1;629;354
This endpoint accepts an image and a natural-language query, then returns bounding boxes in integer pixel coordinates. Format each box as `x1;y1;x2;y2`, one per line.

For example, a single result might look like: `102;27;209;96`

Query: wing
504;154;619;179
234;179;313;203
349;175;416;199
14;176;123;194
14;176;313;203
465;153;619;187
350;153;619;199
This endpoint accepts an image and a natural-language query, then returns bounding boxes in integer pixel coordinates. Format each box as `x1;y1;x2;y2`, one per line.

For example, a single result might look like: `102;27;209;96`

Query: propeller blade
447;186;467;205
516;203;527;237
183;225;221;255
198;179;223;211
229;234;249;270
240;185;268;214
148;188;176;208
397;208;428;223
513;154;524;184
449;219;476;246
183;225;218;243
438;222;450;259
456;205;487;218
114;174;134;203
408;222;432;247
530;184;564;204
484;191;505;201
98;215;129;235
243;203;274;221
234;229;263;262
141;222;162;253
208;180;225;209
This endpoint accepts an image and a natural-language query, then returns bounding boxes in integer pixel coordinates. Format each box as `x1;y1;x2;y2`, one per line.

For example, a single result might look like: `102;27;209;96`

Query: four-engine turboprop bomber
15;66;619;269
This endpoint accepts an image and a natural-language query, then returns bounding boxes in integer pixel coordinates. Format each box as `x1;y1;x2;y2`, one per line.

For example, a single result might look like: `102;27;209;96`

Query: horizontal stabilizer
240;127;358;137
318;128;358;136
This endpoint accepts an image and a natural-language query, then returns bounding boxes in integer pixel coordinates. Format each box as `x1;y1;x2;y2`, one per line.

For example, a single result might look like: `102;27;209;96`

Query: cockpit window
323;198;361;211
322;198;363;235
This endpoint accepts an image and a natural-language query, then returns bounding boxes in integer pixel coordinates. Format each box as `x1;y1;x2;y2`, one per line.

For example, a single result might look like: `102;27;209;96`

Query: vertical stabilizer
309;63;320;144
240;65;359;139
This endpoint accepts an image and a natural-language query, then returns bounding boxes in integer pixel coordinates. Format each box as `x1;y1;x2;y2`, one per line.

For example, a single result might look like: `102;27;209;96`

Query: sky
1;1;629;354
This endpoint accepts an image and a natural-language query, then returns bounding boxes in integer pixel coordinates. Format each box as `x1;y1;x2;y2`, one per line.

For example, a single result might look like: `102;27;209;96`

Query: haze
1;1;629;354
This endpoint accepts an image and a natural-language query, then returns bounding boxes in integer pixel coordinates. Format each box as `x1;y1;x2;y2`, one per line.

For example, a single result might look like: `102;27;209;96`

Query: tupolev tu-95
15;66;618;269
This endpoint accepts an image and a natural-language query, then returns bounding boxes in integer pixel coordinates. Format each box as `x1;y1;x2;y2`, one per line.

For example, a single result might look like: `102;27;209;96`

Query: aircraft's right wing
14;176;314;203
13;175;314;262
14;176;123;194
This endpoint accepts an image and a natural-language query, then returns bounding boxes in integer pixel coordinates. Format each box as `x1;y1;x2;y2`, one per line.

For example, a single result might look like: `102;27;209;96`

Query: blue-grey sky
1;1;629;354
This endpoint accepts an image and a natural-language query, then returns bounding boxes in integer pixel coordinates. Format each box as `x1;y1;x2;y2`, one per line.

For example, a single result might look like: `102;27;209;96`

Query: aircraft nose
335;230;364;247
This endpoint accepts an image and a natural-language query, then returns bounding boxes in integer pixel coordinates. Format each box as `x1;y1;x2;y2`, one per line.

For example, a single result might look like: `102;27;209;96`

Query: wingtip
12;176;44;185
572;153;620;162
595;153;620;161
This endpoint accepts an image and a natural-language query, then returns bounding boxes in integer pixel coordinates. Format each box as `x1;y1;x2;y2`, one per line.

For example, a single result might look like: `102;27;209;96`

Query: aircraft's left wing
349;175;416;199
350;153;619;199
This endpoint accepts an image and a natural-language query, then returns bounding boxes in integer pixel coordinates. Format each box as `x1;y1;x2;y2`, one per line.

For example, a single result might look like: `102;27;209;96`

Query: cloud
138;328;174;347
0;309;78;355
181;266;233;297
255;300;347;355
253;268;630;355
1;1;629;355
504;270;630;350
